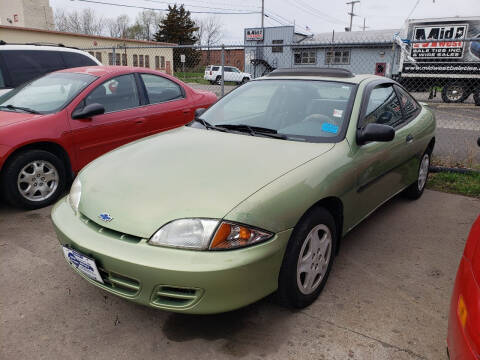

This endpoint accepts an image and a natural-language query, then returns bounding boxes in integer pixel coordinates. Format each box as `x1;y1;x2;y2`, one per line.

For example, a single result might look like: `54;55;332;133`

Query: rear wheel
277;207;336;308
473;86;480;106
441;82;469;103
215;76;221;85
1;150;66;209
402;152;430;200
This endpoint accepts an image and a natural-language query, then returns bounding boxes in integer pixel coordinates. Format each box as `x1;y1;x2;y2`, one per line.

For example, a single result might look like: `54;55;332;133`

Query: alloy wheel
296;224;332;295
418;154;430;191
17;160;59;202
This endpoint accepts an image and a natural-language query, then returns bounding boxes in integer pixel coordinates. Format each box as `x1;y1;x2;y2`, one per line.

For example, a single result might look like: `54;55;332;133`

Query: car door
138;73;192;135
347;82;413;225
68;73;146;169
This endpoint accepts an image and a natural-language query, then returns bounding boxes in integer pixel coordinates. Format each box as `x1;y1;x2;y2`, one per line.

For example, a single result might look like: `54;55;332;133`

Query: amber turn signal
209;222;272;250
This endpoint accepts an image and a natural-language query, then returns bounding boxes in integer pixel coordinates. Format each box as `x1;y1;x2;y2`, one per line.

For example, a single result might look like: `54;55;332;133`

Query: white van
0;42;101;96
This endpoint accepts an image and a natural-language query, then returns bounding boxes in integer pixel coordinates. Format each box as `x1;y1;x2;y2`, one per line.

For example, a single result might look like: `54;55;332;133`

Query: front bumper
51;197;292;314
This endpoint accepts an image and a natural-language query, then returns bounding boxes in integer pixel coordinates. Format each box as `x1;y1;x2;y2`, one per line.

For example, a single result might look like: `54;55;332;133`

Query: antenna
346;0;360;32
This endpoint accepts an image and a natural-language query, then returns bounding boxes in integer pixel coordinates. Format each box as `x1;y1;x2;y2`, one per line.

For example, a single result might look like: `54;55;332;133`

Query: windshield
0;72;97;114
200;79;355;142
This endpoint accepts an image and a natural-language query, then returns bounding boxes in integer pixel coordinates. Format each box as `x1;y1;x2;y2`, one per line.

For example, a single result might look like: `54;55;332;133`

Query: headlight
68;177;81;212
148;219;273;250
149;219;219;250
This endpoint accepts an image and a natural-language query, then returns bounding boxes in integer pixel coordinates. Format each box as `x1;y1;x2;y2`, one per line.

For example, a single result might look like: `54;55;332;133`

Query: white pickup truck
204;65;251;85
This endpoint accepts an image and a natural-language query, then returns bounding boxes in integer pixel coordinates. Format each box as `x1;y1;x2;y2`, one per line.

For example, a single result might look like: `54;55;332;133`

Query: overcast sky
50;0;478;43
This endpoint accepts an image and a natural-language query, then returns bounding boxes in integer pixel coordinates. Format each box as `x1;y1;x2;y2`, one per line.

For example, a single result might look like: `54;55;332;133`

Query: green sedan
52;68;435;314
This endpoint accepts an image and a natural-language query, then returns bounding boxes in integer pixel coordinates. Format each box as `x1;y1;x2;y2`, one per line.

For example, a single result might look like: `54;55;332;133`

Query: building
200;48;245;70
0;25;176;74
0;0;54;30
244;26;400;77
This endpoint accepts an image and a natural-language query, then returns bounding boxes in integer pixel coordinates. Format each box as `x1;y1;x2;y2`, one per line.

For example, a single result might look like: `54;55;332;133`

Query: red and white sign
412;24;468;59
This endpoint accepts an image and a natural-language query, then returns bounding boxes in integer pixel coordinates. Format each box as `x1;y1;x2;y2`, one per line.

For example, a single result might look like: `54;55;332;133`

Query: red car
0;66;216;209
448;215;480;359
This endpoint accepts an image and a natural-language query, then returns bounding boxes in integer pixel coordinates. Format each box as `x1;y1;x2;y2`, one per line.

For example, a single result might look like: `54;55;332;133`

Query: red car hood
0;111;44;128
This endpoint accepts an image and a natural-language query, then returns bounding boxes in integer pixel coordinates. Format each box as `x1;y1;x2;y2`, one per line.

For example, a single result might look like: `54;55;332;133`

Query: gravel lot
1;190;479;360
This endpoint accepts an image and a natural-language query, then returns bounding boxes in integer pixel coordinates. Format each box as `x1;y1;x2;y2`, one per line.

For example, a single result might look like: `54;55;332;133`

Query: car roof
0;43;101;64
257;72;382;84
55;66;177;79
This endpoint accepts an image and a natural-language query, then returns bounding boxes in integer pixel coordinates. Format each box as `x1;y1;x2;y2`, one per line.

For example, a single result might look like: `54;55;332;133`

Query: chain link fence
80;37;480;168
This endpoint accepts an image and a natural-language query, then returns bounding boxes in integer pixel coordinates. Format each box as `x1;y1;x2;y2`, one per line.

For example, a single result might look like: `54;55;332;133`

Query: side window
61;52;98;67
84;74;140;113
0;64;5;88
2;50;64;87
395;85;420;120
140;73;183;104
364;85;404;128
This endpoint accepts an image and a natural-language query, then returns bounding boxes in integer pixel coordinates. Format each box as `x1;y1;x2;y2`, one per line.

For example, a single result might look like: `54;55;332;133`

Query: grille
98;267;140;296
79;213;142;243
151;285;203;308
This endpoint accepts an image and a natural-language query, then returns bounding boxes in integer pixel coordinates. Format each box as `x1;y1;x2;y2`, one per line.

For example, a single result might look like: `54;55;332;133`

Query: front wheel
277;207;336;308
473;86;480;106
241;77;249;84
402;152;430;200
441;82;469;103
1;150;66;209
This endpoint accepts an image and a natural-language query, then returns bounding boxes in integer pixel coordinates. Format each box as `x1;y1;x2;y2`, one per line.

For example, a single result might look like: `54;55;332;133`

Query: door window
2;50;65;87
140;74;183;104
84;74;140;113
394;85;420;120
364;85;404;128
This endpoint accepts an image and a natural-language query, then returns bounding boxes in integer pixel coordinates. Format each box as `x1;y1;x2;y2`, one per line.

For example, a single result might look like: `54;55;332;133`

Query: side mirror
357;123;395;145
72;103;105;119
195;107;206;118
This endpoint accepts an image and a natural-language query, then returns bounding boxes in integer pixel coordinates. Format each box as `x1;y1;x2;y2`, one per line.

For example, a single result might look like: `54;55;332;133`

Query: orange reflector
458;295;467;329
210;223;231;249
239;227;251;240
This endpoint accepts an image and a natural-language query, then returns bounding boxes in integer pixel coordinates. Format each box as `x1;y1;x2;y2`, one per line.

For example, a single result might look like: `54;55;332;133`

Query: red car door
138;73;192;135
68;73;146;169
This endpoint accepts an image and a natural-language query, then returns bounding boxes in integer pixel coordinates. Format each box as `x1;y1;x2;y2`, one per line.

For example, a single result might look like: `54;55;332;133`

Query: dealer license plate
62;246;104;284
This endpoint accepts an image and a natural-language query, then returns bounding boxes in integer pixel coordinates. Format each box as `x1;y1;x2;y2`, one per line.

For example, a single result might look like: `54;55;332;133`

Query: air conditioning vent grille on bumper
151;285;203;308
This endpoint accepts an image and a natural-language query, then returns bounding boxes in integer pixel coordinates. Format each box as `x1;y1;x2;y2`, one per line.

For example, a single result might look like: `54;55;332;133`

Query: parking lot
1;190;478;360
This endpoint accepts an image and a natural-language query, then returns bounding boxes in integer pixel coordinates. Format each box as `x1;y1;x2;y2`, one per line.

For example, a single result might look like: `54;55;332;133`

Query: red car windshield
0;72;97;115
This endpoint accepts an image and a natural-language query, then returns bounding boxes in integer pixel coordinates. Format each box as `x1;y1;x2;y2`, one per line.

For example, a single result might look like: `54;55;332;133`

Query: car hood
78;126;334;238
0;111;43;128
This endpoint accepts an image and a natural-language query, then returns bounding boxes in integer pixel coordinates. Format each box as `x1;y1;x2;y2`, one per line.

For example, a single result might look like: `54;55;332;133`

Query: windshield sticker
333;109;343;118
321;123;339;134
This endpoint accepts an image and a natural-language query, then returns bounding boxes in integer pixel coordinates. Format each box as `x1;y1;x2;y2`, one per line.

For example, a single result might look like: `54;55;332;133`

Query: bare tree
54;8;105;35
136;10;162;41
107;14;131;38
196;16;224;64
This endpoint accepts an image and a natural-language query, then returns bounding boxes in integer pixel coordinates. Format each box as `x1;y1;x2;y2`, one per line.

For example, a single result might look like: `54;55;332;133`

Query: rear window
61;52;98;67
1;50;65;87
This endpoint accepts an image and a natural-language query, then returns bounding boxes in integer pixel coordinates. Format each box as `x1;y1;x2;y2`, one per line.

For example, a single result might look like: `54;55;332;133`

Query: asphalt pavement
1;190;479;360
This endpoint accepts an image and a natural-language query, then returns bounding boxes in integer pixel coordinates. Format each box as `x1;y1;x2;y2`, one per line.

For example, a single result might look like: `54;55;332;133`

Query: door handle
135;117;146;124
406;134;414;143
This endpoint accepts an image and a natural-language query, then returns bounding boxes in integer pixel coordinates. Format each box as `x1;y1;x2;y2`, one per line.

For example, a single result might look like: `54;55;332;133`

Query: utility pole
361;17;369;31
346;0;360;32
261;0;264;28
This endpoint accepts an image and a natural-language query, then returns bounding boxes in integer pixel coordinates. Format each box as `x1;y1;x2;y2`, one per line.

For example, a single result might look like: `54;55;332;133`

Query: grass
427;171;480;198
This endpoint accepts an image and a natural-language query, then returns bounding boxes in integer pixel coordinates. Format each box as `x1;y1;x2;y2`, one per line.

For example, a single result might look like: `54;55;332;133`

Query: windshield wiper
190;118;229;132
0;104;41;114
216;124;288;139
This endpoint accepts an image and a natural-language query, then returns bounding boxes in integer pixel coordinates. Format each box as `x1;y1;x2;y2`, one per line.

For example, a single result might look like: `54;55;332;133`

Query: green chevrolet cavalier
52;68;435;314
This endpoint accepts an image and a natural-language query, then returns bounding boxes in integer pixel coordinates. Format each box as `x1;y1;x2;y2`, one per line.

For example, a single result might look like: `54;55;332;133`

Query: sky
50;0;479;43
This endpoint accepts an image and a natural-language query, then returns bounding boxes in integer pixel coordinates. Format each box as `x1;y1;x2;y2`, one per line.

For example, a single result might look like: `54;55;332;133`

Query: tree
106;14;130;38
154;4;200;70
196;16;224;64
135;10;162;41
54;8;104;36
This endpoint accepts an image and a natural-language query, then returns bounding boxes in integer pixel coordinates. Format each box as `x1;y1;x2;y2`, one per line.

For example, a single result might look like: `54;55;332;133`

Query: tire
241;77;249;84
441;82;469;103
474;87;480;106
1;150;66;209
402;151;430;200
277;207;337;308
215;76;221;85
209;80;215;85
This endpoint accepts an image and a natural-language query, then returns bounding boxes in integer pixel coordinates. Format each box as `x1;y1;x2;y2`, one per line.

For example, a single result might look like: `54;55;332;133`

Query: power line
281;0;344;25
143;0;260;13
71;0;261;14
